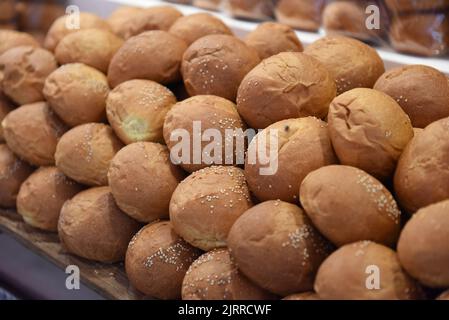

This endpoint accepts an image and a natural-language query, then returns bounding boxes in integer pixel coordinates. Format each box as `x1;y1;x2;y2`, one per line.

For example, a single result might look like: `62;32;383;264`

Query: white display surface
70;0;449;74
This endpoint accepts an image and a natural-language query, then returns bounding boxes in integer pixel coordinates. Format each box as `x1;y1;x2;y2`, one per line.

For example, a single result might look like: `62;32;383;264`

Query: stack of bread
1;3;449;300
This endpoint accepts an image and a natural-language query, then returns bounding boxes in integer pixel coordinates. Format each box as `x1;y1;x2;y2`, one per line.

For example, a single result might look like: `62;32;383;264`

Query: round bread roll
2;102;67;166
108;142;185;222
170;166;253;251
389;13;449;57
236;52;335;129
163;95;246;173
106;80;176;144
397;200;449;288
323;1;386;42
181;34;260;101
108;31;187;88
44;12;111;51
0;92;14;142
245;117;338;203
0;30;40;55
374;65;449;128
314;241;423;300
107;6;141;37
244;22;303;60
228;200;332;296
227;0;274;20
169;13;232;46
16;167;82;231
182;248;274;300
300;165;401;247
55;123;124;186
55;29;123;73
385;0;449;12
437;290;449;300
43;63;110;127
304;36;385;94
109;6;182;40
193;0;222;11
58;186;140;262
283;292;320;300
126;221;201;299
394;118;449;214
275;0;325;31
0;46;57;105
0;144;33;208
328;88;414;181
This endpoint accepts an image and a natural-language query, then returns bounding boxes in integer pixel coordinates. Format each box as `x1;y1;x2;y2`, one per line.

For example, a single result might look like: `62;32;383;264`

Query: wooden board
0;209;143;300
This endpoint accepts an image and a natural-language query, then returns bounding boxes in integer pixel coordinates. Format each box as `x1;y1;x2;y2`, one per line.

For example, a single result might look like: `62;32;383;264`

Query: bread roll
398;200;449;288
328;88;414;181
44;12;111;51
237;52;335;129
170;166;253;251
394;118;449;214
108;142;185;223
0;144;33;208
0;46;57;105
169;13;232;46
314;241;423;300
300;165;401;247
181;34;260;101
227;0;274;20
385;0;449;12
244;22;303;60
2;102;67;166
283;292;320;300
182;248;274;300
106;80;176;144
17;167;82;231
58;186;140;262
437;290;449;300
43;63;110;127
245;117;337;203
163;95;246;173
228;200;332;296
55;29;123;73
0;30;39;55
0;92;14;142
193;0;222;11
304;36;385;94
108;31;187;88
126;221;201;299
374;65;449;128
55;123;124;186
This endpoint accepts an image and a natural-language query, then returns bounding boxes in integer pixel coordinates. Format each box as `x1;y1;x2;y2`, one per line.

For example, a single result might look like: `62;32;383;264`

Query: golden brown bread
126;221;201;299
304;36;385;94
181;34;260;101
0;30;39;55
300;165;401;247
0;144;33;208
328;88;414;181
170;166;253;251
245;117;338;203
58;186;140;263
108;30;187;88
2;101;67;166
17;166;82;231
0;92;14;142
314;241;424;300
275;0;325;31
44;63;110;127
228;200;333;296
55;123;124;186
106;80;176;145
394;118;449;214
108;142;185;223
0;46;57;105
374;65;449;128
182;248;275;300
237;52;336;129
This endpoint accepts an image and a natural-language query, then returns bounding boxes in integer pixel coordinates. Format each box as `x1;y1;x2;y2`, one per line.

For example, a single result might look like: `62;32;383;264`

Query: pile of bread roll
1;4;449;300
